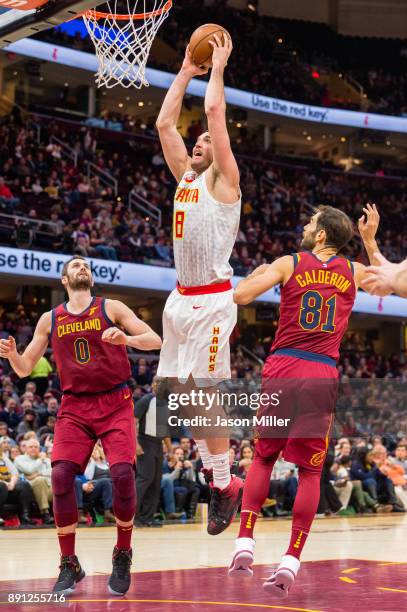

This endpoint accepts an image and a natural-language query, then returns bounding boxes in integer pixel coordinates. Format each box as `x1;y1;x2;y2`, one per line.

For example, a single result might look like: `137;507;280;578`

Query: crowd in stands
2;382;406;528
0;296;406;526
37;0;407;116
1;113;406;278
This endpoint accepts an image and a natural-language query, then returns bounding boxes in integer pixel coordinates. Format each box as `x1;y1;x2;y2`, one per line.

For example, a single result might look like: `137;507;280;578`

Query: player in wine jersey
228;204;381;597
156;34;243;535
0;256;161;597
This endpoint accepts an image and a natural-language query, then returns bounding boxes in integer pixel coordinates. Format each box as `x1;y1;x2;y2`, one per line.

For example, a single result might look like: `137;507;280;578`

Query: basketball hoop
82;1;172;89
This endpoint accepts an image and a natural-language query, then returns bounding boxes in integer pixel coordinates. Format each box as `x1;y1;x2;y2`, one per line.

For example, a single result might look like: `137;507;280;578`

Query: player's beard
301;230;317;250
67;274;92;291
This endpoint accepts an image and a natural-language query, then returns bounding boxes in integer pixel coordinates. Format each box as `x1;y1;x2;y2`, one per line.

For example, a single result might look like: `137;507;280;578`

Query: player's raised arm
358;203;382;265
102;300;162;350
0;311;51;378
205;34;239;190
234;256;294;305
156;47;208;182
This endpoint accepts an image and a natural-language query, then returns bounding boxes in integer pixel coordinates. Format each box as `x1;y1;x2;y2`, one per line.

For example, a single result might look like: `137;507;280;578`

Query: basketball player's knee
111;463;136;521
111;463;136;502
51;461;78;497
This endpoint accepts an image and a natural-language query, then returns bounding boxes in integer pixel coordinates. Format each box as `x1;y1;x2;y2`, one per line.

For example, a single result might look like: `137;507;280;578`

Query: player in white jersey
156;34;243;535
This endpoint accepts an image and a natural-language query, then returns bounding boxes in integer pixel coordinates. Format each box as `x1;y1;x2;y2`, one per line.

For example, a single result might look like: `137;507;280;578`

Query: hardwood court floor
1;515;406;612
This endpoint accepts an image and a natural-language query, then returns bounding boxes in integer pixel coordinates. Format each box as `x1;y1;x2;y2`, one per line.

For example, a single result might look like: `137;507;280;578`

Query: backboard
0;1;103;48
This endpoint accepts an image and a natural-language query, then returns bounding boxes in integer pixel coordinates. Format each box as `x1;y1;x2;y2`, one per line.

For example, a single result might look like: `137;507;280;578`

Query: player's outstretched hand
358;203;380;242
102;327;128;346
208;32;233;70
182;44;209;77
0;336;17;359
362;252;404;296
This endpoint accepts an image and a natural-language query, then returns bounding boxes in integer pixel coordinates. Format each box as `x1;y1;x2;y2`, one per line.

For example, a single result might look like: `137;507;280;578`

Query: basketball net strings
83;0;171;88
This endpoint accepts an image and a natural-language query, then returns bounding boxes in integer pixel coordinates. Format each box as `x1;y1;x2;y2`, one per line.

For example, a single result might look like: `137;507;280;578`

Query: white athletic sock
212;452;231;490
235;537;255;553
279;554;300;576
195;439;213;470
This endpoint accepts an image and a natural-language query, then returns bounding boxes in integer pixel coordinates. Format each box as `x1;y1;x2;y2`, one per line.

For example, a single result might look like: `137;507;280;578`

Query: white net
83;0;172;89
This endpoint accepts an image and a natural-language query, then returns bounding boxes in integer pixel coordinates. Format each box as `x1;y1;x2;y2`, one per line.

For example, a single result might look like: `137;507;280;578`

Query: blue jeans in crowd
284;476;298;505
161;474;176;513
75;477;113;510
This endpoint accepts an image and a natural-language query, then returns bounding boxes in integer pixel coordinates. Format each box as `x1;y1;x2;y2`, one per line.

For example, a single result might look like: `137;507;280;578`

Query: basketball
189;23;231;68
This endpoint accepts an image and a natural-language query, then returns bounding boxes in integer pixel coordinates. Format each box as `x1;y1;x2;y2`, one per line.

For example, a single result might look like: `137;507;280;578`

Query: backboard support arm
0;0;102;48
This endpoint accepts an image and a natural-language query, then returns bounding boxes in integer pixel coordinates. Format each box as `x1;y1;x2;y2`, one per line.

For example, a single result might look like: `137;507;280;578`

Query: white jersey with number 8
173;170;241;287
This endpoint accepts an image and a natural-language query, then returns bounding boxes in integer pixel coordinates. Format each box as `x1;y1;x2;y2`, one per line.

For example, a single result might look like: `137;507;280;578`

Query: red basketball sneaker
207;475;244;535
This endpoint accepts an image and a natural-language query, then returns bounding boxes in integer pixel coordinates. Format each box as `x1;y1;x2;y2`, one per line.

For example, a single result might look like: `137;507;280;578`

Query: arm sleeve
84;460;96;481
5;456;18;476
13;456;33;475
134;395;150;421
168;468;181;481
188;467;196;481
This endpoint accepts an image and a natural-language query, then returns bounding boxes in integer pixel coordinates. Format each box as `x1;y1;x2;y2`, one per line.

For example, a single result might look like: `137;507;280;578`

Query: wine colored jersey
271;251;356;361
50;296;131;393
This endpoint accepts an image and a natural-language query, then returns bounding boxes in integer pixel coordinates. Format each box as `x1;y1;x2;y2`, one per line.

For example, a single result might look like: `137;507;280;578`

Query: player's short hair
61;255;88;277
315;205;354;251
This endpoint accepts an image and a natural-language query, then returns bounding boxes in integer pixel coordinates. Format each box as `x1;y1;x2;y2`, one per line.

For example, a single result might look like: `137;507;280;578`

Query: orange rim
84;0;172;20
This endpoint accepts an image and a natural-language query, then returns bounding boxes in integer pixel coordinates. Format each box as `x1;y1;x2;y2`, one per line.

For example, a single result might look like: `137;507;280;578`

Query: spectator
0;447;35;525
9;446;21;462
387;454;407;510
0;422;10;438
317;450;342;516
38;394;59;427
16;407;38;436
0;435;15;459
0;399;21;431
134;380;175;527
393;444;407;471
331;456;355;513
334;456;378;514
162;447;200;520
370;445;405;512
179;437;193;460
238;445;254;480
29;355;53;396
13;438;54;524
268;453;298;514
75;445;115;524
0;176;20;210
351;446;403;512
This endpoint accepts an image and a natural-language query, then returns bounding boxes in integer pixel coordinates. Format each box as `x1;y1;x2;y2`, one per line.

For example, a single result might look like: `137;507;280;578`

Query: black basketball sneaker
108;547;132;596
52;555;85;595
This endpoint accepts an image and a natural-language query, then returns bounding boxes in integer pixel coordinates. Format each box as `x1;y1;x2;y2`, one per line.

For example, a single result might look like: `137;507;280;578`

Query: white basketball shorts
157;281;237;386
